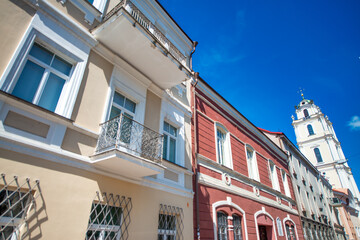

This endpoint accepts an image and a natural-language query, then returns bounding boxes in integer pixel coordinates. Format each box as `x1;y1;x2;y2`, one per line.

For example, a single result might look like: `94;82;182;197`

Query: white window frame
268;160;280;191
215;123;233;169
162;121;178;163
158;213;177;240
109;90;137;120
245;144;259;181
0;12;90;119
160;100;185;167
282;170;291;197
86;202;123;240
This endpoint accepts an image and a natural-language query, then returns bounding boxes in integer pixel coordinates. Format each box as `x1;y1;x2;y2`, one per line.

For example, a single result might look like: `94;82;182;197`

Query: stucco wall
0;0;35;77
0;149;193;240
72;50;114;132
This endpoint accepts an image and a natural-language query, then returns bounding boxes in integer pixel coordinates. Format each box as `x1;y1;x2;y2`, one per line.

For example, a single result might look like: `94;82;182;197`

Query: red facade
192;80;304;240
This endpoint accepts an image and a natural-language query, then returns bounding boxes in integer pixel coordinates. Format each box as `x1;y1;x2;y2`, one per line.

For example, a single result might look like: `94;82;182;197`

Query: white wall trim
198;173;298;215
283;214;300;240
254;208;278;240
211;198;249;240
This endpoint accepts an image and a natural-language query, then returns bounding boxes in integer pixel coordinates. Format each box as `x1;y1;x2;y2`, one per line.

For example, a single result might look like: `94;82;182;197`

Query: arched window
307;124;314;135
217;212;228;240
216;124;232;168
303;109;309;118
314;148;323;163
233;214;243;240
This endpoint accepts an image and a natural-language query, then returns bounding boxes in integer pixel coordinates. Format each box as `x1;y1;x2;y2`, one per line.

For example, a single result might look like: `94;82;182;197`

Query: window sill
0;90;73;123
162;159;185;168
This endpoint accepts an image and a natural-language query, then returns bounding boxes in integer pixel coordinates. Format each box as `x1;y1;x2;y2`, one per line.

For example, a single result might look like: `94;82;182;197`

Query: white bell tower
292;92;360;203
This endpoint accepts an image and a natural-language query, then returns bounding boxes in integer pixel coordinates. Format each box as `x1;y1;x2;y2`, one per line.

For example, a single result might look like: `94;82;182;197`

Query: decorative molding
211;198;249;240
198;173;298;215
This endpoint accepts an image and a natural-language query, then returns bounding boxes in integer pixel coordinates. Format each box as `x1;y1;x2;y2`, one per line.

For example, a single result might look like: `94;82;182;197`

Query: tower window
303;109;309;118
314;148;323;163
307;124;314;135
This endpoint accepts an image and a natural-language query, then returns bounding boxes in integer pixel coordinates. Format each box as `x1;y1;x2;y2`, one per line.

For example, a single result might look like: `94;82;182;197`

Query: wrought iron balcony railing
102;0;187;67
96;114;163;163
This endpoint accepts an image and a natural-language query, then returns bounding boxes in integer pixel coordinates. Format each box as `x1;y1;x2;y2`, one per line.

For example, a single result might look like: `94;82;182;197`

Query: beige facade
0;0;195;239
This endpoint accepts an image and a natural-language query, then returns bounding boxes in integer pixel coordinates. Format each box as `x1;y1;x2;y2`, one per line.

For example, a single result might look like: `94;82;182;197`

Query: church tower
292;92;360;203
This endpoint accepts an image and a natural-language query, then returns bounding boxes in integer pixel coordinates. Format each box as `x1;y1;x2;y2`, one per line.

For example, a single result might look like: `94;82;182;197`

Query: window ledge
162;159;192;175
68;0;102;24
0;90;72;124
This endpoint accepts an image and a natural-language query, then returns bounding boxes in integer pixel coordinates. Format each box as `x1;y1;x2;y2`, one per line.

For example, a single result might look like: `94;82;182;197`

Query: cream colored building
292;94;360;239
0;0;196;239
262;129;346;240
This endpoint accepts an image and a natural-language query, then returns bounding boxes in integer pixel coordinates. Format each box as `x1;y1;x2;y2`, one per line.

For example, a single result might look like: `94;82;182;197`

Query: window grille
0;173;39;240
217;212;228;240
233;214;243;240
85;192;132;240
158;204;183;240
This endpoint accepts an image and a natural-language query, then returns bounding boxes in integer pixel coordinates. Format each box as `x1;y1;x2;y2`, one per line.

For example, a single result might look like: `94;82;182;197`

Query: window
215;124;232;168
217;212;228;240
0;175;39;240
314;148;323;163
109;91;136;144
276;217;284;236
246;145;259;181
282;170;291;197
1;15;90;119
233;214;243;240
285;222;297;240
303;109;309;118
163;122;177;163
307;124;314;135
0;190;30;239
85;192;132;240
9;43;73;112
158;204;183;240
269;161;280;191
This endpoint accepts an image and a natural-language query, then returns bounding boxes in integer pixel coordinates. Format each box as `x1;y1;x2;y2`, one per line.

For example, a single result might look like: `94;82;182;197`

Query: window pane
169;138;176;163
163;122;169;132
113;92;125;107
162;135;168;160
110;106;121;120
169;125;177;137
29;43;53;65
38;73;65;112
12;60;45;102
51;56;72;76
124;98;136;113
120;113;133;144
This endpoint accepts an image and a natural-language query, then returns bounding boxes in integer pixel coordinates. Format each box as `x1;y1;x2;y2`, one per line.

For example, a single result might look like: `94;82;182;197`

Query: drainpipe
190;41;198;70
192;72;200;240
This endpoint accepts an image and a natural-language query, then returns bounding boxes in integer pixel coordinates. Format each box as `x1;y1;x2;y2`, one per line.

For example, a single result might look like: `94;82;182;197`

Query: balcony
329;197;342;207
92;0;192;90
91;114;165;179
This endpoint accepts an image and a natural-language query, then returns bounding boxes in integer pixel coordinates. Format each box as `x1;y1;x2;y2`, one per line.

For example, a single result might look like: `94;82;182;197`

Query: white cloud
348;116;360;130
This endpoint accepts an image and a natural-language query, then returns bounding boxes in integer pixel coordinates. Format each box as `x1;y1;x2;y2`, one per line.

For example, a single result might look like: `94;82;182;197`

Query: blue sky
159;0;360;187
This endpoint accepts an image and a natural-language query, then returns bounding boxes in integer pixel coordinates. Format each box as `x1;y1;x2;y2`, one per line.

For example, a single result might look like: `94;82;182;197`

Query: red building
191;78;304;240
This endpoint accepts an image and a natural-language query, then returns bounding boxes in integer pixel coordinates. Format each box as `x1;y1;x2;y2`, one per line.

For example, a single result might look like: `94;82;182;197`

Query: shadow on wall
22;181;48;240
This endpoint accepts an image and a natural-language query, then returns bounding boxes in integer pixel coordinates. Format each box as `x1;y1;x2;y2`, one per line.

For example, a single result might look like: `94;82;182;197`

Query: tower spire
298;88;305;100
